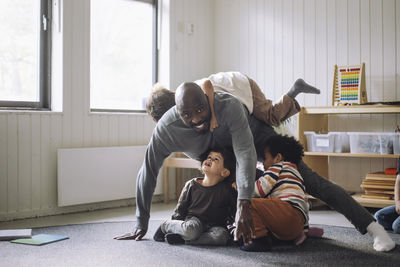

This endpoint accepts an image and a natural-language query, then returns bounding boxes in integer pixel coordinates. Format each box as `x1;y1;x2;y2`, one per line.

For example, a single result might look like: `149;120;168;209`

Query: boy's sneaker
165;233;185;245
153;225;165;242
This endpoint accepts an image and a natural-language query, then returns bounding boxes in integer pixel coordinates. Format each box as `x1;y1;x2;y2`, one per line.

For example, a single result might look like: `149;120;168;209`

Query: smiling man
175;82;211;133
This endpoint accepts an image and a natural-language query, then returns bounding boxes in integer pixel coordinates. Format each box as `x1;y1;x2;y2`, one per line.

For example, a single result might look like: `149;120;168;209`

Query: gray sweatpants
249;116;374;234
161;216;231;246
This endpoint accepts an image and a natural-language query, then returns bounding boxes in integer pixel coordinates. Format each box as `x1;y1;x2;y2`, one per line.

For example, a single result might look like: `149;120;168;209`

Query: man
116;79;395;252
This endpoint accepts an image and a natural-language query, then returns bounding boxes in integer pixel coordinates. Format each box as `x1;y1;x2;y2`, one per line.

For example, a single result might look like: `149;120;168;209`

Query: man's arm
222;98;257;244
115;124;172;241
226;100;257;201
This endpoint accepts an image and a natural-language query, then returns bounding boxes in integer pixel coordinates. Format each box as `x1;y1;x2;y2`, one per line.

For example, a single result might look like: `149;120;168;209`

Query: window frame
0;0;52;110
90;0;158;113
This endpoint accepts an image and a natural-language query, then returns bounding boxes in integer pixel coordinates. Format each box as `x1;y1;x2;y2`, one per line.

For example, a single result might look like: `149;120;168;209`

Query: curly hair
146;83;176;122
263;135;304;165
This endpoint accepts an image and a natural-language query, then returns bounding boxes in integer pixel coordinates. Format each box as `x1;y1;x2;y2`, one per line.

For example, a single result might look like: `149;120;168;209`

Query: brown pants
250;197;304;241
248;78;300;127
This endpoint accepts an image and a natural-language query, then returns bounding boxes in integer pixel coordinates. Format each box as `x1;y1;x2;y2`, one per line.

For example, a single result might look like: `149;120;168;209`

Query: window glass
90;0;154;111
0;1;40;103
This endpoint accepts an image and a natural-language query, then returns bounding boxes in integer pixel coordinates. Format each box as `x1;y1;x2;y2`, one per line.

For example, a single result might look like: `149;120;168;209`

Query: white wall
168;0;215;88
213;0;400;192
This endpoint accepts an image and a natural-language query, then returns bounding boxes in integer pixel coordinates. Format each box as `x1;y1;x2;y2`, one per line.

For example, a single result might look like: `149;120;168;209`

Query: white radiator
57;146;162;206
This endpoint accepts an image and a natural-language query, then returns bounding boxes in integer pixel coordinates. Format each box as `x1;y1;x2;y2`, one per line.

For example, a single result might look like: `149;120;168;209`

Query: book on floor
0;229;32;241
11;234;69;246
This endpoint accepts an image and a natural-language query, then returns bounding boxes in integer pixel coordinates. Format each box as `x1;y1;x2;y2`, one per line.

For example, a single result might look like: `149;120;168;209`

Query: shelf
352;193;394;208
299;105;399;208
301;105;400;115
304;152;400;158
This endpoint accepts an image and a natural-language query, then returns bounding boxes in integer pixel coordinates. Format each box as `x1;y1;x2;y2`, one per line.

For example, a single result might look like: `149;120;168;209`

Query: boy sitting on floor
153;147;237;246
239;134;322;252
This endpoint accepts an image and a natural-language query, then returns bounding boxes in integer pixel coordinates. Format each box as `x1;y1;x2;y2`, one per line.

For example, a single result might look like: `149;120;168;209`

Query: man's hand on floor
114;228;147;241
234;199;255;245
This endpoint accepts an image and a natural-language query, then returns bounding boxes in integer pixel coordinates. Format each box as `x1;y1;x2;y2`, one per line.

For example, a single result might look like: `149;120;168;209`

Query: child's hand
232;181;237;190
396;201;400;215
210;116;219;132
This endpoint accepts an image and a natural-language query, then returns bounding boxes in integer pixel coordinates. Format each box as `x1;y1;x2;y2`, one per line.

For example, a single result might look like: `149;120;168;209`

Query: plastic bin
394;133;400;155
348;132;395;154
304;131;336;152
331;132;350;153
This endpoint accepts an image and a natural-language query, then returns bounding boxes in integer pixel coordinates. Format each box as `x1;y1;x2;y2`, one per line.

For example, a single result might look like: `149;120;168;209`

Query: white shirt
194;71;254;113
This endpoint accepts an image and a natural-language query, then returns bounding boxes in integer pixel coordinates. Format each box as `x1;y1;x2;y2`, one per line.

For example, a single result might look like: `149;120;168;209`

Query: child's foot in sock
153;225;165;242
239;236;271;252
307;227;324;238
367;222;395;252
294;231;307;246
287;78;321;98
165;233;185;245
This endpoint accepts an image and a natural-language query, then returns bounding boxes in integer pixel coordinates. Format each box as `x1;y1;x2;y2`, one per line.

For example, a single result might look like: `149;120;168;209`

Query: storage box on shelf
394;133;400;154
348;132;395;155
298;105;400;208
304;131;350;153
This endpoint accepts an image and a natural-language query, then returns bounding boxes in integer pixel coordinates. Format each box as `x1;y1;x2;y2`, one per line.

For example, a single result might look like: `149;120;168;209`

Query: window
90;0;157;112
0;0;51;109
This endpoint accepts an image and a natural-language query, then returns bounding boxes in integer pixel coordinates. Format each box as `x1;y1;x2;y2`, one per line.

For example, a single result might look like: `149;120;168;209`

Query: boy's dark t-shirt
172;178;237;227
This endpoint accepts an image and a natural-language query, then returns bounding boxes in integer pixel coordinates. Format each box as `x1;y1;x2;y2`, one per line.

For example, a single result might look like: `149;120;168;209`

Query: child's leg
293;231;307;246
240;197;304;252
375;205;397;230
250;197;304;240
248;78;300;127
287;78;321;98
392;216;400;234
161;216;204;241
186;226;231;246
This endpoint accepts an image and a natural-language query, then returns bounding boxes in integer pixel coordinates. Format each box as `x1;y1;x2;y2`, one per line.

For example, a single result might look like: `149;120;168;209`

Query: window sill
0;109;63;115
89;110;148;116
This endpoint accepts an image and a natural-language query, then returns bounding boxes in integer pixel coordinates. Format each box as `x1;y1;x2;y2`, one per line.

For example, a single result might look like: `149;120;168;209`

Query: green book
11;234;69;246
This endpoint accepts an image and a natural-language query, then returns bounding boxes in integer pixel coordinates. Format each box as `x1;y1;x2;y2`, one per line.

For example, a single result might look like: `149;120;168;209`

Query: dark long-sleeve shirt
172;178;237;227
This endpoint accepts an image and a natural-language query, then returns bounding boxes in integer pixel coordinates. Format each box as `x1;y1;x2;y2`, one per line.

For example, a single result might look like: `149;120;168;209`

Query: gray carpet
1;220;400;267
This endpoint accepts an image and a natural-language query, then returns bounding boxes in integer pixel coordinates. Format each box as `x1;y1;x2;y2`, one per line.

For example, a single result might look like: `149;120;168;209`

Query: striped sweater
253;161;309;229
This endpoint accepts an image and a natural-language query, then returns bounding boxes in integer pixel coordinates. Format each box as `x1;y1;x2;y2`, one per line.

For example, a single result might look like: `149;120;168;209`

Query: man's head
175;82;211;134
200;147;236;183
262;135;304;170
146;83;176;122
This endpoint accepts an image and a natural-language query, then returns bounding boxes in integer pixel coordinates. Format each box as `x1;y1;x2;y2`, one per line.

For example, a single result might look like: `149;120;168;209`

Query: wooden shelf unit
298;105;400;208
353;193;395;208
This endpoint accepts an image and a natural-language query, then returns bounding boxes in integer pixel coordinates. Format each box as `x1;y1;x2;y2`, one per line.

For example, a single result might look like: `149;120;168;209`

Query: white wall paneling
214;0;400;192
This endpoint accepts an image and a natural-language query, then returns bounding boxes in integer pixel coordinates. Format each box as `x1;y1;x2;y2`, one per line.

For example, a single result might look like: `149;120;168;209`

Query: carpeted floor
1;220;400;267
